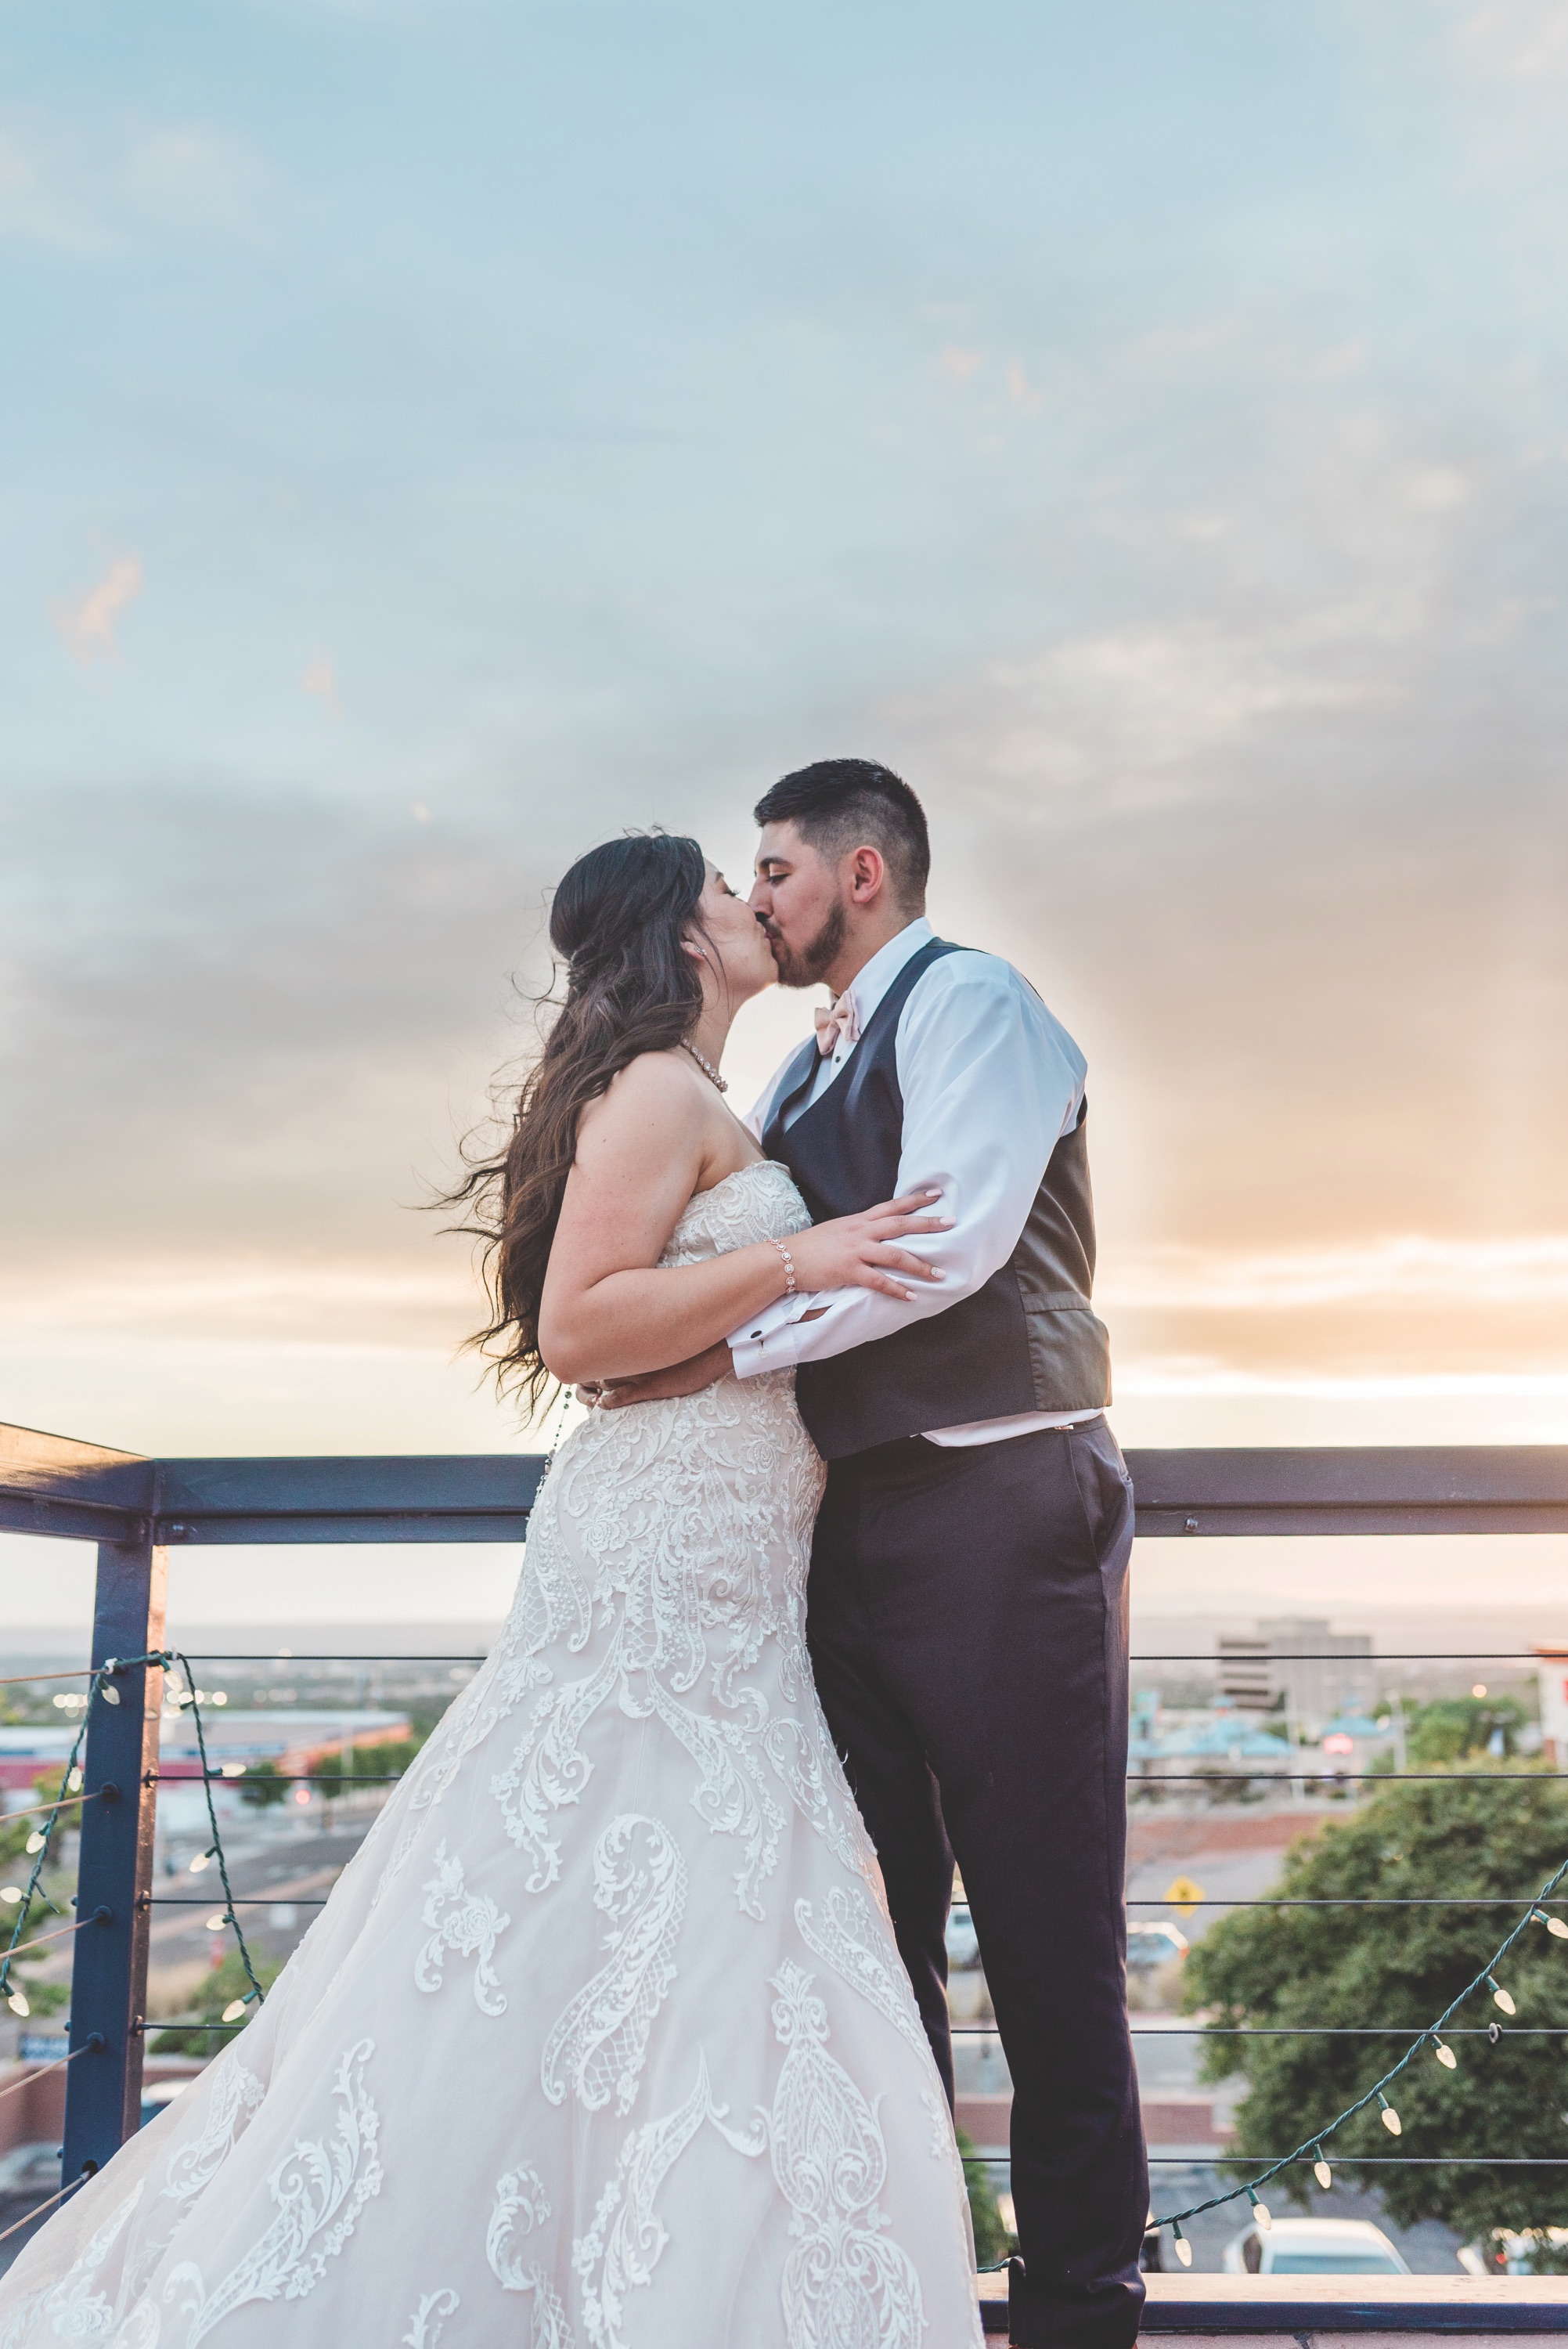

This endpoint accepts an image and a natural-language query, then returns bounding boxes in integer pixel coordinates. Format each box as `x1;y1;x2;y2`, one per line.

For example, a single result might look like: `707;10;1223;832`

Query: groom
604;759;1147;2349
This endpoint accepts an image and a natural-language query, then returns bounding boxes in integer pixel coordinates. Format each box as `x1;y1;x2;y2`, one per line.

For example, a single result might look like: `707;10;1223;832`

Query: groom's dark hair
754;758;930;911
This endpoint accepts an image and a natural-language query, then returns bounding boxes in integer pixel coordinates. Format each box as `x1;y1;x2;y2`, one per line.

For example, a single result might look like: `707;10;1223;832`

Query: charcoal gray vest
762;937;1112;1460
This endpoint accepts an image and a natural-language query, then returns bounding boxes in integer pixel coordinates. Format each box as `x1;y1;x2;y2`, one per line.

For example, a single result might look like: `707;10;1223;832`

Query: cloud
905;612;1389;813
1100;1236;1568;1313
939;345;985;383
0;111;267;251
0;1257;473;1350
1458;0;1568;76
49;554;143;666
301;655;338;707
1004;359;1042;410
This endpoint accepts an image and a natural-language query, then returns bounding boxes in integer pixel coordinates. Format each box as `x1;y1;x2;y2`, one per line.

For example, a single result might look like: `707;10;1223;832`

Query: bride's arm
538;1058;948;1386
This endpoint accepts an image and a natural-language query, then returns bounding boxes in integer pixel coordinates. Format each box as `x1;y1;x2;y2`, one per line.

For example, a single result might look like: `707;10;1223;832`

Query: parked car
1127;1921;1188;1974
1222;2217;1410;2276
946;1901;981;1971
0;2142;63;2251
139;2079;190;2129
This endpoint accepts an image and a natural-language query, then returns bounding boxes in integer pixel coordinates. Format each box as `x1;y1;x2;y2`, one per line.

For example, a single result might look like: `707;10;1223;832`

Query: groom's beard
769;899;845;989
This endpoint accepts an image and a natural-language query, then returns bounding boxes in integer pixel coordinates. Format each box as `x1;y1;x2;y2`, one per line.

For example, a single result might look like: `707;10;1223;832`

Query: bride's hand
786;1189;952;1303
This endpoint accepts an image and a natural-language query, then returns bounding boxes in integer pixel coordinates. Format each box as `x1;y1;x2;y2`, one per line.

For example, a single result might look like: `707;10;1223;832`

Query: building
1216;1618;1375;1740
0;1710;411;1802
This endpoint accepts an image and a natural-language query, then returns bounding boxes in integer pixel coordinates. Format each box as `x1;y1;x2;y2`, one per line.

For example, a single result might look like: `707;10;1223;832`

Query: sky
2;0;1566;1624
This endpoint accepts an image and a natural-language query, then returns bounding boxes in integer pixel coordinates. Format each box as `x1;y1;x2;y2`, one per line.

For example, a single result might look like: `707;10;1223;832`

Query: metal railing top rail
5;1423;1568;1545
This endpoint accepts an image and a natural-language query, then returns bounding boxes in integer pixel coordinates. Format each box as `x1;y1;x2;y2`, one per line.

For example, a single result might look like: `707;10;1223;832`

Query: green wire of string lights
164;1653;269;2019
1152;1844;1568;2257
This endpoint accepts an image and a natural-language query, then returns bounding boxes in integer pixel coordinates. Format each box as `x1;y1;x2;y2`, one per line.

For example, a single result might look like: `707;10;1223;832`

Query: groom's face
751;821;846;989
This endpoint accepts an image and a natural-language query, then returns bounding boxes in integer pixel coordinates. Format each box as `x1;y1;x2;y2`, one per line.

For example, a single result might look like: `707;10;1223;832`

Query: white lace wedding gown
0;1161;982;2349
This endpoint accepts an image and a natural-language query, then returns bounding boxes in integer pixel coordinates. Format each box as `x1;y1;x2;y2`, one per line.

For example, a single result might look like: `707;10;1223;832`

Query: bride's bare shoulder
574;1048;708;1150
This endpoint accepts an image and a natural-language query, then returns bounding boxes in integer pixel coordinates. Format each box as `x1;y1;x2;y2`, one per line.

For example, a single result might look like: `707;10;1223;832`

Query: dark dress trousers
765;939;1148;2349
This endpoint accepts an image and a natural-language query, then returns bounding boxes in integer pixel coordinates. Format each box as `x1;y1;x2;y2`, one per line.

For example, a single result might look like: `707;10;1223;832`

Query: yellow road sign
1164;1875;1205;1917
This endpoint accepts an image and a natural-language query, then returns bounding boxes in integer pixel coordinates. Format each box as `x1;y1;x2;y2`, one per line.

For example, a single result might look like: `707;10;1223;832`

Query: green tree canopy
1401;1698;1527;1767
150;1947;283;2059
1182;1769;1568;2259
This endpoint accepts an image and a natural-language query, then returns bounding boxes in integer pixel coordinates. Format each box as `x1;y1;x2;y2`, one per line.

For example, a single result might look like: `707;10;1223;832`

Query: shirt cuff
728;1297;814;1380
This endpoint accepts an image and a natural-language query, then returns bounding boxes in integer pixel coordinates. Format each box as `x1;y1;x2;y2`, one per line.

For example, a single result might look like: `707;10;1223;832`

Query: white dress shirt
728;917;1105;1445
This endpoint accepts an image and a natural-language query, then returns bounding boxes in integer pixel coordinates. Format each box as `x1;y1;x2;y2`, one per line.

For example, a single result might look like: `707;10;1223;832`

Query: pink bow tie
814;995;860;1057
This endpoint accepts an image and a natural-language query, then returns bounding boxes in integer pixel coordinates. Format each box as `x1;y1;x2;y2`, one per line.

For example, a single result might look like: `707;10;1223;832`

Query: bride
0;833;982;2349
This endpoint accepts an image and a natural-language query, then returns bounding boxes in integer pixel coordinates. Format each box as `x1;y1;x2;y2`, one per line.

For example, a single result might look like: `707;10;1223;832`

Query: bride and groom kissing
0;761;1145;2349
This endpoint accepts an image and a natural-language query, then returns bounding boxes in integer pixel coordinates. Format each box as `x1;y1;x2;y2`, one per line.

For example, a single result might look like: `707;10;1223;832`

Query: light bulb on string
1171;2221;1192;2268
23;1832;44;1855
1313;2145;1332;2190
1248;2189;1272;2231
1532;1909;1568;1943
1378;2094;1402;2136
1488;1976;1516;2017
6;1991;28;2018
1433;2037;1458;2070
221;1999;248;2023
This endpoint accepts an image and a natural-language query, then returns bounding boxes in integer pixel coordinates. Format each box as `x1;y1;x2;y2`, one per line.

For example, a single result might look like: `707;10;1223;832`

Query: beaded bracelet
769;1237;798;1295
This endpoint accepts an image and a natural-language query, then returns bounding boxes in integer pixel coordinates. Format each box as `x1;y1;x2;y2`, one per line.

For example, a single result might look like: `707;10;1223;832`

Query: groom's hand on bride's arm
581;1340;734;1411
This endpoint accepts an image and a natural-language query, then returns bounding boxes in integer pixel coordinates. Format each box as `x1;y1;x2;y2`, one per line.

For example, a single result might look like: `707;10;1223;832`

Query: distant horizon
2;1600;1565;1655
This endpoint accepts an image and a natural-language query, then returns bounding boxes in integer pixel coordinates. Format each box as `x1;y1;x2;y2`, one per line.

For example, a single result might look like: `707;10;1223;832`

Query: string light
1170;2221;1192;2268
1313;2147;1332;2189
23;1833;44;1856
5;1992;27;2017
1248;2188;1272;2230
167;1650;269;2020
1533;1909;1568;1943
1152;1833;1568;2238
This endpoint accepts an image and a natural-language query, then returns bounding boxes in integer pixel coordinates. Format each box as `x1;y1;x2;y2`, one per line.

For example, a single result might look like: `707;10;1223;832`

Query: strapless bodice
658;1156;812;1268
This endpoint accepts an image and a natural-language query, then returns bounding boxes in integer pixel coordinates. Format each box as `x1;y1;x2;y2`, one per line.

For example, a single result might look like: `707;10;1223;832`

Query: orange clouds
49;554;142;665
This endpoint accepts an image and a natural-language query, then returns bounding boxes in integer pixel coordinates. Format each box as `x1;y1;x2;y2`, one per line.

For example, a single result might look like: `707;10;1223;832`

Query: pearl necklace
681;1039;728;1094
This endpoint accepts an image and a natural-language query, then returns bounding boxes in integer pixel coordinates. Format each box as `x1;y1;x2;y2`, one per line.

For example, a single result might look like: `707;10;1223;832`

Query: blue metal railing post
61;1530;168;2181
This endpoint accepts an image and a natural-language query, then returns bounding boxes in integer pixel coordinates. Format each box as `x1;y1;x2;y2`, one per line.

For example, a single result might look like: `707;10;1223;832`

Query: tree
1183;1768;1568;2262
1404;1698;1527;1766
238;1732;424;1807
150;1947;283;2059
957;2129;1015;2268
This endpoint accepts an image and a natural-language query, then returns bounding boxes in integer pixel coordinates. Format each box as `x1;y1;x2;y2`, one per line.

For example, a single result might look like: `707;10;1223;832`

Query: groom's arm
729;954;1084;1377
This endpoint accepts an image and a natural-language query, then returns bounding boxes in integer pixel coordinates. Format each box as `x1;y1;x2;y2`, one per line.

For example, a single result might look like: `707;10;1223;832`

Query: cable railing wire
0;2174;92;2249
20;1635;1566;2281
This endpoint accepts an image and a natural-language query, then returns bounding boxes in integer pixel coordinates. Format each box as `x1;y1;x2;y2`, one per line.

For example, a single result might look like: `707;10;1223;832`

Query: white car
1222;2216;1411;2276
1126;1921;1188;1973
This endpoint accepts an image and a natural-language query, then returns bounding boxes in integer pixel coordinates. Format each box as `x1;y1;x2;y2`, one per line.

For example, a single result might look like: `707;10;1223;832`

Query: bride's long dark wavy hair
445;832;711;1411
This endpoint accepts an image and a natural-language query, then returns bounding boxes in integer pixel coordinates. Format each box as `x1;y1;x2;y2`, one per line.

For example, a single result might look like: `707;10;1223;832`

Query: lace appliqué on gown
540;1817;686;2116
0;1160;982;2349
